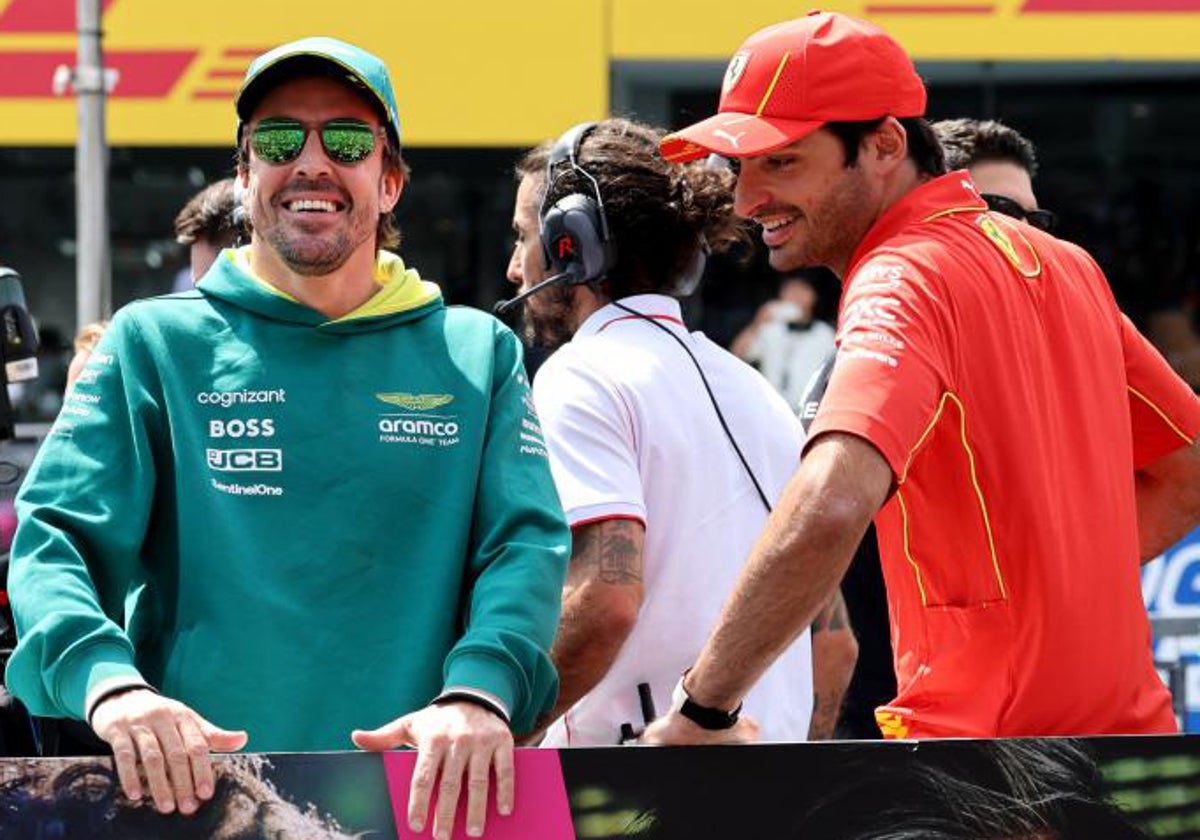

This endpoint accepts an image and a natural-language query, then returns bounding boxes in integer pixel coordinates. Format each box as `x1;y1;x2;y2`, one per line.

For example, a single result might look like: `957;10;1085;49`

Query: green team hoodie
6;249;569;750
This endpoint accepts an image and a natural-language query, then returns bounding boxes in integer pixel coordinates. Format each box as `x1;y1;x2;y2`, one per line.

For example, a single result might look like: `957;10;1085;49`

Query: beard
768;166;875;275
257;179;375;277
518;283;576;352
266;226;363;276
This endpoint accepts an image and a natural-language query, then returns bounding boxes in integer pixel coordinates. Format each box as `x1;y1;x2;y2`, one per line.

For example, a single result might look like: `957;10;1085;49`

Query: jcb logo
206;448;283;472
209;418;275;438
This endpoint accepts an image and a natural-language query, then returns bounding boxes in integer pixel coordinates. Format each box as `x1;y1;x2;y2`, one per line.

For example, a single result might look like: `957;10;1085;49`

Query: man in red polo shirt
645;11;1200;741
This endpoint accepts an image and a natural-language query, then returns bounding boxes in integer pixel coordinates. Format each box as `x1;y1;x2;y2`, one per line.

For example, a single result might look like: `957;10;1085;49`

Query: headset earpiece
539;122;616;285
541;193;613;282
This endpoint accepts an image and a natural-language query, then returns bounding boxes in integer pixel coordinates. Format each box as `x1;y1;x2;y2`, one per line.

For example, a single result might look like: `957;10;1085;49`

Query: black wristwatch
670;673;742;730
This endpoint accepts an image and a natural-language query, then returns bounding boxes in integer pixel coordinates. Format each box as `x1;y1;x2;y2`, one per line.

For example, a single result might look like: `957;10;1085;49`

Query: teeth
761;216;797;232
287;199;337;212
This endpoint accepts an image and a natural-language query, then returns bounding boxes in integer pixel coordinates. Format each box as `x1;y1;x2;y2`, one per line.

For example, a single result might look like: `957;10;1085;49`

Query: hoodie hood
196;247;443;334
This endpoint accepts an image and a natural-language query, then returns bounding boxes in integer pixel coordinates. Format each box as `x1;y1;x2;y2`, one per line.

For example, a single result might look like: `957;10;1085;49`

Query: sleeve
531;348;645;527
4;308;163;719
440;326;571;733
806;254;954;480
1120;313;1200;468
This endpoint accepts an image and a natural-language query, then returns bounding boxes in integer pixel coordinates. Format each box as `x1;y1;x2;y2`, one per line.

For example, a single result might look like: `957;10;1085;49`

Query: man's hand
640;710;760;746
353;701;514;840
90;688;248;815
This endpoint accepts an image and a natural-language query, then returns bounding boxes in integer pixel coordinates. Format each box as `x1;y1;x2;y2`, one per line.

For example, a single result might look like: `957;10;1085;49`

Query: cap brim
660;112;826;163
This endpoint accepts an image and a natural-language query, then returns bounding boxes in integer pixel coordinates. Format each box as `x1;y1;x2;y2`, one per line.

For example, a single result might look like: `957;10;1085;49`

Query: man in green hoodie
5;38;569;840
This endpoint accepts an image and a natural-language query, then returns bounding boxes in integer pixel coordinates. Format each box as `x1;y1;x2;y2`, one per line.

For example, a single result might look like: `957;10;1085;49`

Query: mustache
275;179;352;206
753;205;803;223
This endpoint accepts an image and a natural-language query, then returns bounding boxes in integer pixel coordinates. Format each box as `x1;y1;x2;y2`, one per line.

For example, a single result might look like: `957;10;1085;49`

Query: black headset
541;123;769;512
538;121;708;295
539;122;617;284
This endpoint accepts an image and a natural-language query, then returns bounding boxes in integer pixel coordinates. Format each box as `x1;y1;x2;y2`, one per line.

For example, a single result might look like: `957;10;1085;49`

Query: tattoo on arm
811;589;850;634
567;519;643;586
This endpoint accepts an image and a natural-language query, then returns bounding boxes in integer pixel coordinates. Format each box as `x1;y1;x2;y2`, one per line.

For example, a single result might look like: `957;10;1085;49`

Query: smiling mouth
283;198;344;213
757;212;802;246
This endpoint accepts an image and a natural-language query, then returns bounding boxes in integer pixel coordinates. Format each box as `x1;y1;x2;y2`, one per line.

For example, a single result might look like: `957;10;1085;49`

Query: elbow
600;585;643;639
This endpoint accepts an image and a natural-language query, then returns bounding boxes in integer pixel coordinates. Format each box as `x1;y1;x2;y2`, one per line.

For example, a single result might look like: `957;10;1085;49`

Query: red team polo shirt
809;172;1200;738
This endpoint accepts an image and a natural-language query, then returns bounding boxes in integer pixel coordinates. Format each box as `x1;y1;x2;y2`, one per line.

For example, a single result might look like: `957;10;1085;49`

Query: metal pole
75;0;111;327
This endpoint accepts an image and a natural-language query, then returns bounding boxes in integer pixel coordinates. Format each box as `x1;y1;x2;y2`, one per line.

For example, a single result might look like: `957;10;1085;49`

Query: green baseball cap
236;37;402;146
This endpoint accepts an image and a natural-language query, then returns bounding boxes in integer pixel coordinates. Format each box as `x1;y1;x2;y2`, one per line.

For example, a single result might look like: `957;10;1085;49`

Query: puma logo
713;129;747;149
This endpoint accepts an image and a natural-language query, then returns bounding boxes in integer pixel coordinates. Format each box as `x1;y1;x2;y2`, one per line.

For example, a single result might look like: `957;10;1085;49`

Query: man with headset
502;117;856;745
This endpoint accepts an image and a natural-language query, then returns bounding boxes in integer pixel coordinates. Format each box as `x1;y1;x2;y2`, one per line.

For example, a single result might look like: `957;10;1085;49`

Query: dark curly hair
516;117;749;299
931;117;1039;176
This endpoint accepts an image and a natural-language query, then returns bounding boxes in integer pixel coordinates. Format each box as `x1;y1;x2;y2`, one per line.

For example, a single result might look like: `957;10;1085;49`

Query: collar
575;294;686;339
198;246;443;332
846;170;988;276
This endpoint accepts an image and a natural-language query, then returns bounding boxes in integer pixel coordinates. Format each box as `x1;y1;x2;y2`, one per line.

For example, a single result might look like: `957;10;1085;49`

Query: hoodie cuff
442;651;522;726
57;642;143;720
432;687;510;722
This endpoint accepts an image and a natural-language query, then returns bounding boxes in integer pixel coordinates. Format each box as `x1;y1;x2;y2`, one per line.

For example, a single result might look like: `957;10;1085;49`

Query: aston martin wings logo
375;392;454;411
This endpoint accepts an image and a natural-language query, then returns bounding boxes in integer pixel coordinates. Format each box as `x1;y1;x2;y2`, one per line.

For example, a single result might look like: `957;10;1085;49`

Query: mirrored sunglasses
982;193;1057;234
250;118;382;166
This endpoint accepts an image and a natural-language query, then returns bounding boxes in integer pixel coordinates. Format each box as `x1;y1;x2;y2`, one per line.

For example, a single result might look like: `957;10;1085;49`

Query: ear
865;117;909;175
379;166;404;214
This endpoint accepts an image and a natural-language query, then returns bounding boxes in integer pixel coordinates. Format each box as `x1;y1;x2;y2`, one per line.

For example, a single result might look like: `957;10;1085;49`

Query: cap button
807;8;823;15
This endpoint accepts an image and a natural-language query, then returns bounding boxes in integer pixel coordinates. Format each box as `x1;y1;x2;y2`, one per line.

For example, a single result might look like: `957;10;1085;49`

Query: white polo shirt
534;294;813;746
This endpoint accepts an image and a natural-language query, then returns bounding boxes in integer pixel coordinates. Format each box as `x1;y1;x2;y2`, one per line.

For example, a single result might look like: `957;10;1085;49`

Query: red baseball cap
660;10;927;163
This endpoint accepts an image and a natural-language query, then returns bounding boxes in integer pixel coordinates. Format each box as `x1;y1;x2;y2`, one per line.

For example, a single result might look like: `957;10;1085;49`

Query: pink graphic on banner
383;749;576;840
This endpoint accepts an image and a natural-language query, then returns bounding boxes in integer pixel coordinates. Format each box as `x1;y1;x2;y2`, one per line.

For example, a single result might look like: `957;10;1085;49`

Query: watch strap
671;674;741;731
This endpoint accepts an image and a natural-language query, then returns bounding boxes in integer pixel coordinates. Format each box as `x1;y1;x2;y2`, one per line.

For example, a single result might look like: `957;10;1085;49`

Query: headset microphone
493;270;576;317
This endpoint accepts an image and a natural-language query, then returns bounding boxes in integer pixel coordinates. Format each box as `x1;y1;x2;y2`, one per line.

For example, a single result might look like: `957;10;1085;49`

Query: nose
293;128;333;178
733;165;766;220
505;244;523;286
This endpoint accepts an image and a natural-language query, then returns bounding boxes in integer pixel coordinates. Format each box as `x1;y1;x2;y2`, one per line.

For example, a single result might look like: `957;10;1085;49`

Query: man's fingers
351;717;414;752
493;740;515;817
407;733;447;836
432;741;470;840
464;746;495;837
106;729;144;802
153;720;198;815
178;715;216;802
195;715;248;753
130;725;175;813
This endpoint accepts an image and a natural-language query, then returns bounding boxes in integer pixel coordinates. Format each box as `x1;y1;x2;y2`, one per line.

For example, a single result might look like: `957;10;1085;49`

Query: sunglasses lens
321;121;377;164
251;120;306;164
982;194;1022;219
1027;211;1057;233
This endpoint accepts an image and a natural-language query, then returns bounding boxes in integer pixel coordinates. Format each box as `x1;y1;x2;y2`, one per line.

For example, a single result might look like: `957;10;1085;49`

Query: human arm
522;517;645;741
806;588;858;740
642;432;892;745
729;301;776;361
1118;314;1200;560
352;324;568;840
1136;439;1200;560
6;309;247;813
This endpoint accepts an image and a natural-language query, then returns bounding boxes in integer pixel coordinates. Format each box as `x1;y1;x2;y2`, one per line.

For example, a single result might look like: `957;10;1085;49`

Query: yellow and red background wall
3;0;1200;148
